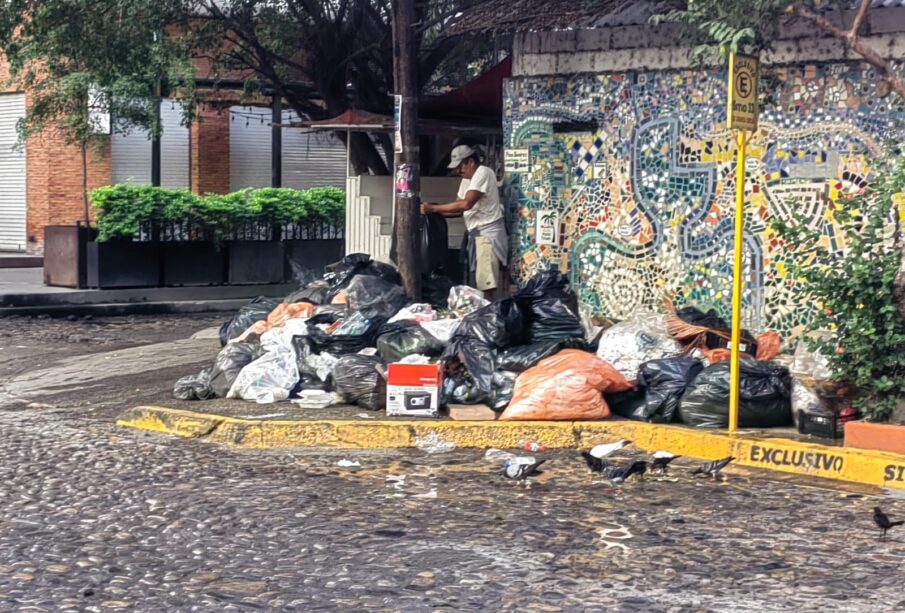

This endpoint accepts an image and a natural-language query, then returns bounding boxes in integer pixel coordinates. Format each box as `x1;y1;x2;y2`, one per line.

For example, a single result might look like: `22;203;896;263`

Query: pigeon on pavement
502;457;546;487
691;456;735;480
650;451;681;474
873;507;904;539
581;451;608;474
589;439;632;459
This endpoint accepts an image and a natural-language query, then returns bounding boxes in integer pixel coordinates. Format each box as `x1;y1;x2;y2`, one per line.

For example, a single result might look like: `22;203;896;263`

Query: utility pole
392;0;422;299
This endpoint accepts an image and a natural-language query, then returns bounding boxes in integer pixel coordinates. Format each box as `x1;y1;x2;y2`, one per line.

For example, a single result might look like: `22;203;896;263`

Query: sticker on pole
727;53;759;132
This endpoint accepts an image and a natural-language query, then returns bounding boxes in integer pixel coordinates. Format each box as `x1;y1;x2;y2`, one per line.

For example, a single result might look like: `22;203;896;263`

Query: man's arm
421;189;483;216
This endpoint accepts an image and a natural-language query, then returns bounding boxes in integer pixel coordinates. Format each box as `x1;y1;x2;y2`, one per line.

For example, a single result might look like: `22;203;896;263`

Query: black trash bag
285;280;330;305
491;370;517;411
525;298;585;344
422;272;454;309
306;312;384;356
441;337;496;404
442;373;486;405
173;368;215;401
218;297;280;346
676;306;758;352
453;298;525;348
324;254;402;301
679;358;792;428
496;338;589;373
623;358;704;423
606;386;647;419
422;213;449;274
376;321;443;362
345;275;409;320
209;342;263;398
516;270;579;314
333;355;387;410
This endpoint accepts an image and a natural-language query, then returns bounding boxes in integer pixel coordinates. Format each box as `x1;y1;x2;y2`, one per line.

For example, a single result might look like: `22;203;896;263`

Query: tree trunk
392;0;422;299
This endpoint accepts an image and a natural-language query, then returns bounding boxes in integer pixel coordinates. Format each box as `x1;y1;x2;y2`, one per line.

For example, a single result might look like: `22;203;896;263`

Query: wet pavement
1;314;904;612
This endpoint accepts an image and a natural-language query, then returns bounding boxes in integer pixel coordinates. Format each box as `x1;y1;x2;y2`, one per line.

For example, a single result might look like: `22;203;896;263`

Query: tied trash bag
333;355;387;410
421;213;449;274
620;358;704;423
376;321;443;362
596;313;683;383
453;298;525;348
285;280;331;305
345;275;409;320
499;349;633;421
324;254;402;301
525;298;584;343
173;369;215;401
227;347;300;404
210;342;263;398
496;338;589;373
678;358;792;428
219;297;280;346
516;270;579;313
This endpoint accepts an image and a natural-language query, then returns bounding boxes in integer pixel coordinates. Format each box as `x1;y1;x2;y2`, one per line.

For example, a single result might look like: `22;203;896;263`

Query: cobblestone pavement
1;315;905;612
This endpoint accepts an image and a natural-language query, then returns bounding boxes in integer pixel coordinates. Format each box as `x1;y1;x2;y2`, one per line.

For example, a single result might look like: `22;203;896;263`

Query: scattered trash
239;413;287;420
356;413;375;419
291;390;341;409
389;303;437;324
337;459;361;468
484;448;517;462
520;440;546;453
415;433;456;454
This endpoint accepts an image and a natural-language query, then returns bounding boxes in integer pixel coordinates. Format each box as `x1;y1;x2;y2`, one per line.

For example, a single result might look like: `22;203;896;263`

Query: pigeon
502;457;546;487
581;451;607;474
599;460;648;485
873;507;904;539
650;451;681;474
691;456;735;480
589;439;632;459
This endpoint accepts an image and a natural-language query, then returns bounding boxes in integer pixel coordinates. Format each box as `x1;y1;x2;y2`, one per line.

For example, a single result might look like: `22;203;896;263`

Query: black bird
581;451;607;473
691;456;735;480
873;507;904;539
602;460;648;484
651;451;681;474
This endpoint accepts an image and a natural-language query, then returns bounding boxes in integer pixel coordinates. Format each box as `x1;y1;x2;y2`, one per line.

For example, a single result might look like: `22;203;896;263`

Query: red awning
420;56;512;120
293;109;394;131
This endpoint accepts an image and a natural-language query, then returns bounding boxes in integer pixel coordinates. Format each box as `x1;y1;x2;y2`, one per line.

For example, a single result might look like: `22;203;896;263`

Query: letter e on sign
727;53;759;131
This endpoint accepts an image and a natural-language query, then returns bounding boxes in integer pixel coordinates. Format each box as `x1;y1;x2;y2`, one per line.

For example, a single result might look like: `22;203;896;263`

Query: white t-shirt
458;165;503;231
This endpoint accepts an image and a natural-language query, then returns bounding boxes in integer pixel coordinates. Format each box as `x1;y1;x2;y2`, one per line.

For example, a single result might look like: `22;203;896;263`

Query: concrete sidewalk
0;268;293;316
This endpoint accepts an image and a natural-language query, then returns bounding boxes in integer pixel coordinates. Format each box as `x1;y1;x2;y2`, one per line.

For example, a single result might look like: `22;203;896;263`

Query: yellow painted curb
118;405;905;490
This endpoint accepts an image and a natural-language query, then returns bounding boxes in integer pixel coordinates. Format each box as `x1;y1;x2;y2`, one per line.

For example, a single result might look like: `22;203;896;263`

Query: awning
293;109;394;131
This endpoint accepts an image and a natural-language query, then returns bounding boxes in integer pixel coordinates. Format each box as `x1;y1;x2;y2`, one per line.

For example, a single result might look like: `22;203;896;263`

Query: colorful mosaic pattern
504;64;905;337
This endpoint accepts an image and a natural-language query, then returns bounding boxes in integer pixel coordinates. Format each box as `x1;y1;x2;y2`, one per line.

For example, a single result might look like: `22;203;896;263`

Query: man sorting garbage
421;144;508;298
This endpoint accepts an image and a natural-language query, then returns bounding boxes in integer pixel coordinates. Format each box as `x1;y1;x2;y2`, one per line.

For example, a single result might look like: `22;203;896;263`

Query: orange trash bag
266;302;315;329
499;349;633;421
755;331;782;361
704;348;753;365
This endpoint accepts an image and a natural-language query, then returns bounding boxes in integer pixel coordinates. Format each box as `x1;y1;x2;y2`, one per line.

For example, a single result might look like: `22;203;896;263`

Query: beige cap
447;144;476;169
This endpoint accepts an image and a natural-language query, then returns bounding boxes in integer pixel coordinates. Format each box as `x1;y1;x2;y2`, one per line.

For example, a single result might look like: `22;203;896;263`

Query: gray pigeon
502;457;546;486
598;460;648;485
691;456;735;480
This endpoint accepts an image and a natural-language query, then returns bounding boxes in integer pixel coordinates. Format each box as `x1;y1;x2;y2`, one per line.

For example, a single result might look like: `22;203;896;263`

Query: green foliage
90;184;345;243
652;1;822;62
772;157;905;421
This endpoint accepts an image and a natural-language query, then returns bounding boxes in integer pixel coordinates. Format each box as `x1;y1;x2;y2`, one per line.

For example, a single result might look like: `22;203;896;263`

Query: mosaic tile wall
503;64;905;337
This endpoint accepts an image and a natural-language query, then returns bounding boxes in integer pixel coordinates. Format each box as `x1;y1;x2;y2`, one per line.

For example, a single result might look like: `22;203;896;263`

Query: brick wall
191;104;230;195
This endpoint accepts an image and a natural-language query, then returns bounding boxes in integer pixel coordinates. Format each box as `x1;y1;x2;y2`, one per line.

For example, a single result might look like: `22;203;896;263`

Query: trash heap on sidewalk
173;254;853;437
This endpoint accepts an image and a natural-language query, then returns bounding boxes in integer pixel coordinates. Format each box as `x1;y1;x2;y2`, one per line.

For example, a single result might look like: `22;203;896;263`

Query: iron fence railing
132;220;344;242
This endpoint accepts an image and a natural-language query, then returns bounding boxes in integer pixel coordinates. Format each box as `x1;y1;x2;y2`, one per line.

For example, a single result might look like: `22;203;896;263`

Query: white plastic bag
791;333;833;381
596;313;682;383
420;318;462;343
389;303;437;324
291;390;341;409
260;318;309;354
448;285;489;316
227;347;300;404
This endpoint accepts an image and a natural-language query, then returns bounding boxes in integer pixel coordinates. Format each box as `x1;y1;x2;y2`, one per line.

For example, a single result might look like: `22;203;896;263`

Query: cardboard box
386;363;443;417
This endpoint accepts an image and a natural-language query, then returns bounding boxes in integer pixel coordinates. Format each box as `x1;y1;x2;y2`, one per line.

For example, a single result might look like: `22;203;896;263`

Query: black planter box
284;239;344;282
229;241;285;285
87;240;161;289
44;225;90;288
161;242;228;286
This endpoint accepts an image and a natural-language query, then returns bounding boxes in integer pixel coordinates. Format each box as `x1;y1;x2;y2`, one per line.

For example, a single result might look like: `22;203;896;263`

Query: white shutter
229;105;348;191
0;93;27;252
111;99;189;187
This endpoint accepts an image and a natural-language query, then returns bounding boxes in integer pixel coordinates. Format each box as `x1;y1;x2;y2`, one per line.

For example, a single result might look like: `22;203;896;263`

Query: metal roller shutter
111;100;189;187
229;106;348;191
0;93;27;251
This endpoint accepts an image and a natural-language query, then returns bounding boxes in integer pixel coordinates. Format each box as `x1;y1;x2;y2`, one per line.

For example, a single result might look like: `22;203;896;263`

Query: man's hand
420;202;434;215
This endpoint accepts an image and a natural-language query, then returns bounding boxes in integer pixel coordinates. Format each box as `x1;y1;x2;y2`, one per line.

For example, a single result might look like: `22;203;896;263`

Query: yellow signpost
726;53;759;433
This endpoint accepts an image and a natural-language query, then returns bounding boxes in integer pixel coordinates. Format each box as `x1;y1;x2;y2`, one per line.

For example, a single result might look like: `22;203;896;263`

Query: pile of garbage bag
174;256;810;432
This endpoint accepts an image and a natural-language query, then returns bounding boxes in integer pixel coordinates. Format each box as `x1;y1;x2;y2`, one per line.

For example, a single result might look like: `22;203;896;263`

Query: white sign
536;209;559;245
505;148;530;173
393;94;403;154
